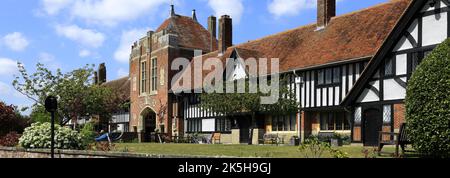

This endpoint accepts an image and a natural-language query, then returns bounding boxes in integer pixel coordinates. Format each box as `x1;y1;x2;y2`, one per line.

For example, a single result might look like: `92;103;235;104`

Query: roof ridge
236;0;410;48
103;76;129;84
331;0;411;20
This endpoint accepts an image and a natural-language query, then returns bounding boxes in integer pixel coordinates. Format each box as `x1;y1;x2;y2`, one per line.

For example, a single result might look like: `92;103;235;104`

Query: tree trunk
248;112;256;145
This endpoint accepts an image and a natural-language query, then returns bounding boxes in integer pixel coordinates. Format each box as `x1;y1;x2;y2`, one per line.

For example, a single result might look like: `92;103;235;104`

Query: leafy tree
13;63;124;127
200;78;299;145
0;101;30;136
29;105;52;123
406;38;450;157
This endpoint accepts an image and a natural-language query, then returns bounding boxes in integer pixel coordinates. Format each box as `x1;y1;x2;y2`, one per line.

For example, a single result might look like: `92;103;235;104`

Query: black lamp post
45;96;57;159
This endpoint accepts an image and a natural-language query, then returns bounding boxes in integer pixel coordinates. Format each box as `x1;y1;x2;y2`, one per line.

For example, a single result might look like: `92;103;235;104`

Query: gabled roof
102;77;130;100
171;0;412;92
156;15;218;52
231;0;412;72
341;0;427;106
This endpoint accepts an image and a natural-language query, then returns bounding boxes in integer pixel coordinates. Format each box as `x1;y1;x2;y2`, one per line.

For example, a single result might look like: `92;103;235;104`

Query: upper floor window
317;67;341;87
140;61;147;93
384;57;394;77
151;58;158;91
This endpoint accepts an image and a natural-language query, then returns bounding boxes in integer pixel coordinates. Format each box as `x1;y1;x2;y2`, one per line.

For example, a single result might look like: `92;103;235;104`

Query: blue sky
0;0;388;113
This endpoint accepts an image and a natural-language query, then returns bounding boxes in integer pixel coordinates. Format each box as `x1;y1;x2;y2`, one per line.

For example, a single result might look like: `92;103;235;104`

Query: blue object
95;133;109;142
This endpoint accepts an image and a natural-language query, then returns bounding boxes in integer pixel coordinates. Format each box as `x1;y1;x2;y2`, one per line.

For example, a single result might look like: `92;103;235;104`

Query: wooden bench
211;133;221;144
378;123;412;157
259;134;283;145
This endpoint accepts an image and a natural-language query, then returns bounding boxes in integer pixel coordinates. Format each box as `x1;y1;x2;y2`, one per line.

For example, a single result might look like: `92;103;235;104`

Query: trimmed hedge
406;38;450;157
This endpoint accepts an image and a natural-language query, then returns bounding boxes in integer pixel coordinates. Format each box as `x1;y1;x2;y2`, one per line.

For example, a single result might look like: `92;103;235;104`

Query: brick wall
393;103;405;130
353;126;361;141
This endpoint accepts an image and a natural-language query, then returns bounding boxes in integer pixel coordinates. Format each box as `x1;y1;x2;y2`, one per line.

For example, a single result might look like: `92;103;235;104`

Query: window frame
317;67;342;88
151;57;158;92
140;60;148;94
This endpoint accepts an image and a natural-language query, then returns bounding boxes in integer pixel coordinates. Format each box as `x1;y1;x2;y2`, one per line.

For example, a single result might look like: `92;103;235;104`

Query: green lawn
114;143;415;158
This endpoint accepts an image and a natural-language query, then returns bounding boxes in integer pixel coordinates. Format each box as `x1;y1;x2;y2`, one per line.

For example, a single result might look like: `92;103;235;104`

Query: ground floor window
216;118;231;132
320;112;350;131
187;118;202;133
272;114;296;132
187;118;231;133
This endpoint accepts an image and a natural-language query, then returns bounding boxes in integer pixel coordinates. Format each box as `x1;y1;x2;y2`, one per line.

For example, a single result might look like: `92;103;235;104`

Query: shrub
330;149;349;158
0;132;21;147
298;136;331;158
406;38;450;157
80;122;96;148
19;122;84;150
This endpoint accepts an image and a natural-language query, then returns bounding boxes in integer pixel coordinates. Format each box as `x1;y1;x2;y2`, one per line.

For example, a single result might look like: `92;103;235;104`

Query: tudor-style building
105;0;448;145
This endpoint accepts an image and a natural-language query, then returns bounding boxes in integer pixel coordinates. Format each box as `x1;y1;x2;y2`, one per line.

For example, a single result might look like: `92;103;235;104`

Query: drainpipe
292;70;302;140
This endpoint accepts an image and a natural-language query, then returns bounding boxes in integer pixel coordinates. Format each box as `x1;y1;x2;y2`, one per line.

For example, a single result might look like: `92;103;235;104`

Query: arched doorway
363;108;383;146
141;108;157;142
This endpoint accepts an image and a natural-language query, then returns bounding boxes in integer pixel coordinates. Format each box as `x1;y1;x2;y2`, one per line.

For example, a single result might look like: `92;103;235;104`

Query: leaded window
383;105;392;125
385;57;394;76
354;107;362;125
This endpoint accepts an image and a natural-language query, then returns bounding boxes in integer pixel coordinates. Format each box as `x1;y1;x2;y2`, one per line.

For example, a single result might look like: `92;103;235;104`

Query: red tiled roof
102;77;130;100
171;0;412;91
234;0;412;72
157;15;218;52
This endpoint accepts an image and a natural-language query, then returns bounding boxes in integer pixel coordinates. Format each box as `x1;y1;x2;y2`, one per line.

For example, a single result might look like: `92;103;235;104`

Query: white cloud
38;52;55;63
79;49;91;58
268;0;343;17
0;58;18;75
41;0;73;15
38;52;61;70
0;82;11;95
208;0;244;23
2;32;29;52
114;28;149;63
55;24;105;48
71;0;168;26
117;68;128;78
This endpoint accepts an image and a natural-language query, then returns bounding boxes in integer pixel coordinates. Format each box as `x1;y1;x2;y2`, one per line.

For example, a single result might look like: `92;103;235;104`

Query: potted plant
330;133;343;147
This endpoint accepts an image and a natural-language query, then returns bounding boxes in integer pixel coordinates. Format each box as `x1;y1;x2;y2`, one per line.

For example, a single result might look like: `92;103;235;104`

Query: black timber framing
341;0;434;106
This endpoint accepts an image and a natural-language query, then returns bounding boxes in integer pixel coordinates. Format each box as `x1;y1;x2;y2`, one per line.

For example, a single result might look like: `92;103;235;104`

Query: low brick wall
0;147;235;158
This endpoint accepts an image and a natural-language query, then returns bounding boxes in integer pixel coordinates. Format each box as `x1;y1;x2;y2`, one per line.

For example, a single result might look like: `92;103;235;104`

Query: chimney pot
192;9;198;22
317;0;336;29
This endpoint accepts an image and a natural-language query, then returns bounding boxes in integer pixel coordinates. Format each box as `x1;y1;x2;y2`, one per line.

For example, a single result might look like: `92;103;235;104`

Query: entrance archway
363;108;383;146
141;108;156;142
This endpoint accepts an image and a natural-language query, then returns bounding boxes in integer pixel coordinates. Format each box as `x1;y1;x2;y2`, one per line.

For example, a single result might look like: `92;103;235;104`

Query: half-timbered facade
342;0;450;146
106;0;449;144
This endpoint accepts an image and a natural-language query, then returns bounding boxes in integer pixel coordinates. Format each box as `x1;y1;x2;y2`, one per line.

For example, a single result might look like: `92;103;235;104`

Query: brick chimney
208;15;217;51
317;0;336;29
218;15;232;54
98;63;106;84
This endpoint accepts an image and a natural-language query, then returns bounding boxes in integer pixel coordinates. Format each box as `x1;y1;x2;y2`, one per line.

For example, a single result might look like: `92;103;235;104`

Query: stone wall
0;147;234;158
